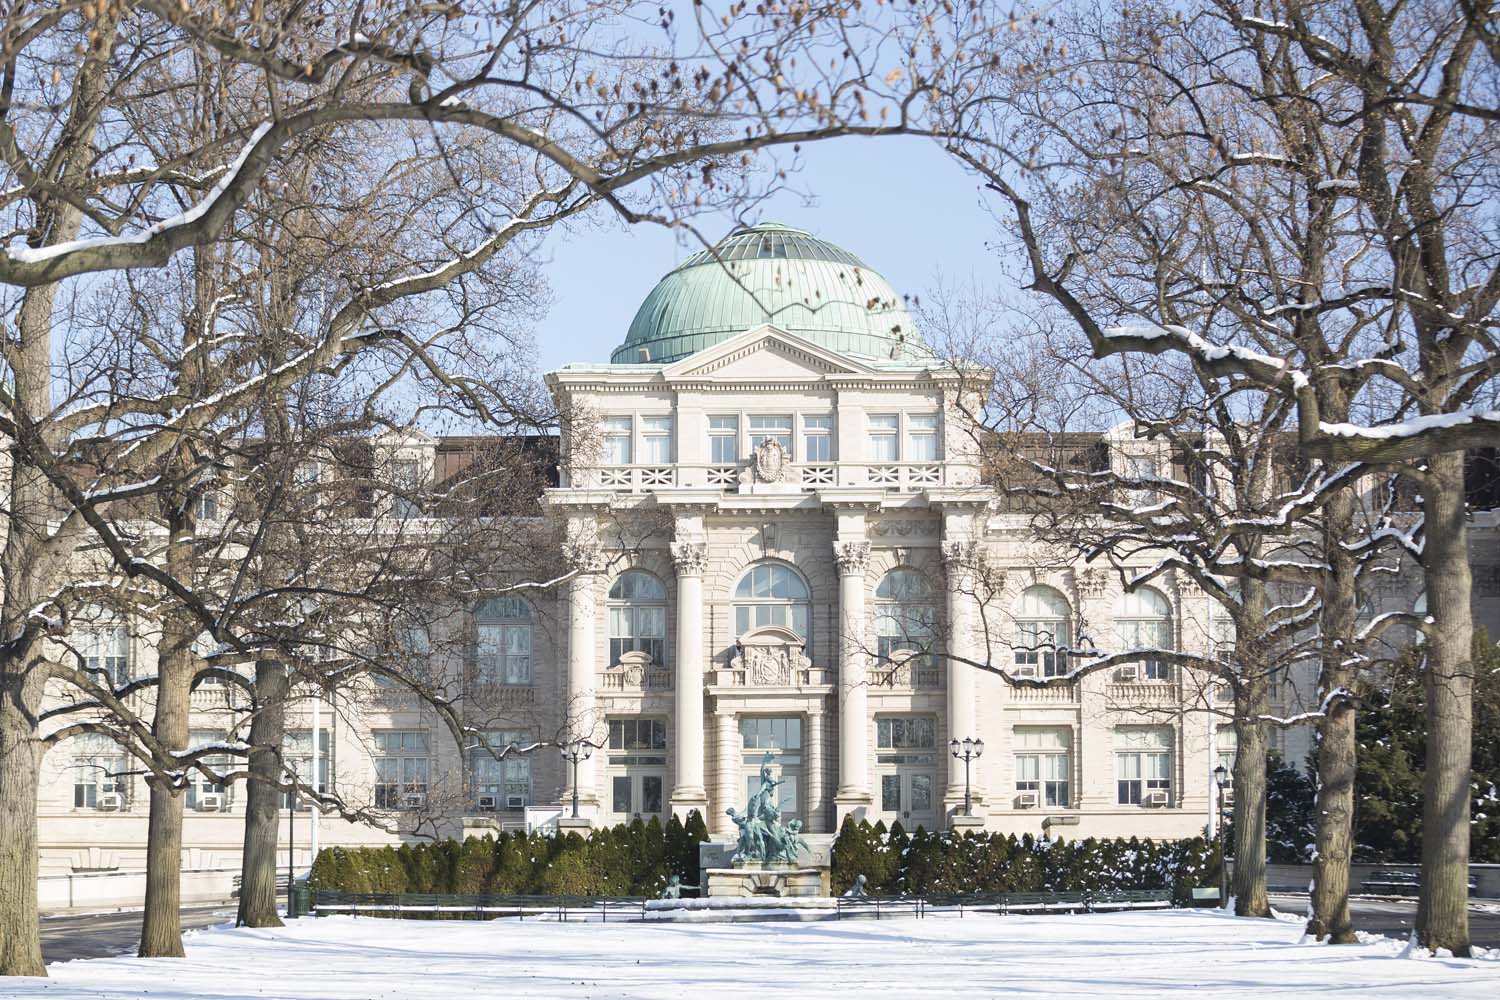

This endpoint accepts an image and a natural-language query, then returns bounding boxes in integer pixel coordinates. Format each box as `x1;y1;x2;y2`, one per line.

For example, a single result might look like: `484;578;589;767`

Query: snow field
15;907;1500;999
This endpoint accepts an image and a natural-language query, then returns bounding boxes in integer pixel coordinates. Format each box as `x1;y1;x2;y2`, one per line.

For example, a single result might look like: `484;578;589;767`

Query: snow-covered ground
17;908;1500;999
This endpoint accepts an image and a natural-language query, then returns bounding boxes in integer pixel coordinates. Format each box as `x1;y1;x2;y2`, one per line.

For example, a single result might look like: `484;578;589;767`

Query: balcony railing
870;661;944;690
1008;684;1078;702
601;669;673;692
865;463;942;490
594;466;677;491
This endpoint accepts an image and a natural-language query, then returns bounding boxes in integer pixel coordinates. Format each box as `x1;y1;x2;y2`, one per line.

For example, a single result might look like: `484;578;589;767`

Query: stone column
564;558;602;821
715;711;741;836
833;538;872;822
669;538;710;820
806;710;827;834
942;539;984;817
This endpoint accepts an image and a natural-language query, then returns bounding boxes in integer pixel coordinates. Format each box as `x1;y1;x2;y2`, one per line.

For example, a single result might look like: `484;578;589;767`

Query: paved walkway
42;904;239;964
1268;893;1500;948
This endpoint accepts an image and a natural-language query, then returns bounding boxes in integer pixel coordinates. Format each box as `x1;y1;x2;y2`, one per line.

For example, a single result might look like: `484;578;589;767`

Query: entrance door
609;771;665;823
879;770;936;830
740;717;802;823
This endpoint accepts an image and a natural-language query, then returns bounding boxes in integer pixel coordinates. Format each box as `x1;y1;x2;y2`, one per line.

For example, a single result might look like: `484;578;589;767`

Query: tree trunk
138;533;197;956
0;665;45;977
1231;669;1271;917
1307;484;1358;943
1416;449;1473;956
237;658;288;928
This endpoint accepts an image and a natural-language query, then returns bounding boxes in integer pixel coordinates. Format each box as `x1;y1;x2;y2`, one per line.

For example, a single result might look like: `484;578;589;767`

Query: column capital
832;539;870;576
940;539;979;569
564;518;606;574
670;539;708;577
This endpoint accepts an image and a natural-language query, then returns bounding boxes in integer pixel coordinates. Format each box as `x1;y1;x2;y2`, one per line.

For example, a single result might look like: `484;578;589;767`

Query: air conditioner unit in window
506;795;527;809
96;792;124;812
403;792;426;810
476;795;498;811
1115;664;1140;682
196;793;225;812
1015;792;1038;809
1143;790;1169;807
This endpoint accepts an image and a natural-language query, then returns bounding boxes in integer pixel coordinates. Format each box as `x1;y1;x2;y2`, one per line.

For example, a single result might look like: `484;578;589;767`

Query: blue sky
529;133;1008;373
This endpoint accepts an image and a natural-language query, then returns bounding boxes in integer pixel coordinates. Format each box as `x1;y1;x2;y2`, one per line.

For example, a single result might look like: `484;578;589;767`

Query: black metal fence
309;888;1175;922
835;888;1173;919
311;891;650;921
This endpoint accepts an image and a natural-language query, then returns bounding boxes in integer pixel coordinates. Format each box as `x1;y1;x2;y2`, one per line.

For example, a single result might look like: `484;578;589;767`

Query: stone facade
32;283;1500;887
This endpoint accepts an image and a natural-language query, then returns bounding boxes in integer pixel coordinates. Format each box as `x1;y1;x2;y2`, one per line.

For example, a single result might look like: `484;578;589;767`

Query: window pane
641;776;662;813
910;774;932;811
882;774;901;811
613;776;631;814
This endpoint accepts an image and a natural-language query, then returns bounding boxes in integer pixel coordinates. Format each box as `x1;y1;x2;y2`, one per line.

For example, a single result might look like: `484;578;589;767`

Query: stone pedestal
706;865;830;898
557;816;593;834
949;813;986;836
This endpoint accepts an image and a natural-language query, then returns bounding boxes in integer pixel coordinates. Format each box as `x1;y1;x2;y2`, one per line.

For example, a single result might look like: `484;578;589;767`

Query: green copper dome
611;223;924;364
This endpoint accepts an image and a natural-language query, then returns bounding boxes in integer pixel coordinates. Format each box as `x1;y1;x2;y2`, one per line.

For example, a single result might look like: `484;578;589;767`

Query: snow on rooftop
20;908;1499;999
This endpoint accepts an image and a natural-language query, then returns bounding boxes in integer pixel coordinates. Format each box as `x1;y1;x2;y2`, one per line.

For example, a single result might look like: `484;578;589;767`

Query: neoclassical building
34;222;1500;886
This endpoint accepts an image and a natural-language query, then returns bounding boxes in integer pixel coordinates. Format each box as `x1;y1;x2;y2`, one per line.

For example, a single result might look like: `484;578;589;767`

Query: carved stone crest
753;437;790;483
731;626;812;687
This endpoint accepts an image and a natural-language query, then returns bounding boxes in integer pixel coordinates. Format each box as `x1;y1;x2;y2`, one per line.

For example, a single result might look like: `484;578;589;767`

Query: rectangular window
607;718;668;764
471;730;530;809
1014;727;1071;807
1125;454;1160;505
1013;620;1068;678
374;730;430;809
802;415;833;462
1115;726;1172;805
748;415;792;455
390;459;422;518
875;717;937;764
640;415;672;464
1216;726;1237;785
602;416;633;466
1117;618;1172;680
906;413;939;461
709;416;739;464
186;729;231;811
282;729;333;809
867;414;899;461
82;624;130;686
477;622;531;685
72;735;127;810
609;605;666;666
195;490;220;521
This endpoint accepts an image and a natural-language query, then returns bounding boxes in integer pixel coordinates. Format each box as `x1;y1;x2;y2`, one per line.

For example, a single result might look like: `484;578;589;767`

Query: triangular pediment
662;325;881;380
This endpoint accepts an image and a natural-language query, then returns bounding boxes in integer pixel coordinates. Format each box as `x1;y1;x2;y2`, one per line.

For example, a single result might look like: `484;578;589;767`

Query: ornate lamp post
561;738;597;820
1213;764;1229;906
949;737;984;817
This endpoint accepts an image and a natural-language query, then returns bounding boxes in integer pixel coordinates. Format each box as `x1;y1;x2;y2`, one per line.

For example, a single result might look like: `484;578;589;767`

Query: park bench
230;872;292;898
1359;869;1477;897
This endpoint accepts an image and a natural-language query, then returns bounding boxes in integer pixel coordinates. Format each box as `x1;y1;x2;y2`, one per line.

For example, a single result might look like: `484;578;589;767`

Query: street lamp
1213;764;1229;907
561;738;596;819
949;737;985;817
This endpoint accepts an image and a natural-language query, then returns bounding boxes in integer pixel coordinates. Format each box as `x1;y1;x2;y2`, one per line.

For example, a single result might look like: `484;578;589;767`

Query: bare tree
924;0;1497;954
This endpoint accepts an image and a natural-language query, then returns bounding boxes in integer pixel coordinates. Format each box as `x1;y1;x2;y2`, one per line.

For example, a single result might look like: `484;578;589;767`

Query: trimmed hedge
308;812;709;898
830;815;1221;899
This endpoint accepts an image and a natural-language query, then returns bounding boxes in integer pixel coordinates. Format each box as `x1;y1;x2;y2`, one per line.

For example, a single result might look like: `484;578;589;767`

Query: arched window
733;562;810;638
475;597;532;685
876;569;936;668
608;570;668;665
1013;586;1072;678
1115;586;1172;681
